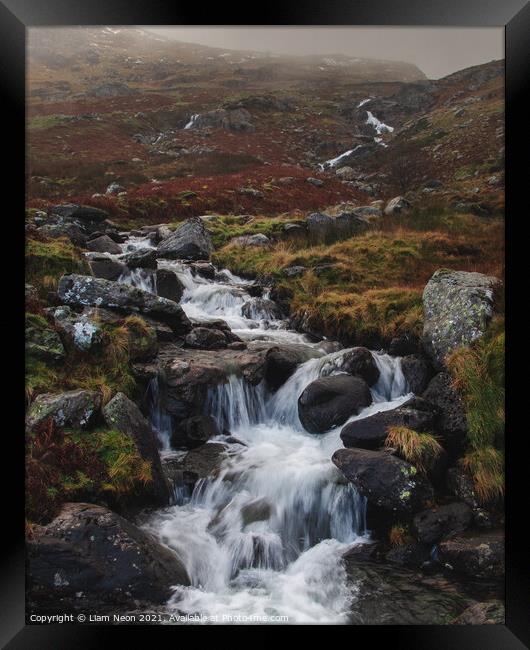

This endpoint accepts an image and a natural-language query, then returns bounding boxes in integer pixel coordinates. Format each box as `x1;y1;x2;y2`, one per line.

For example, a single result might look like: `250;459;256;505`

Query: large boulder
86;235;122;255
26;389;101;432
333;347;379;386
102;393;170;505
122;248;157;270
50;203;108;223
27;503;189;612
423;372;467;450
306;210;372;243
57;274;191;334
422;269;501;367
437;530;504;580
401;354;435;394
155;268;184;303
241;297;283;321
231;233;270;247
412;502;473;544
87;254;126;280
37;222;87;247
340;397;435;450
185;327;228;350
264;343;323;391
171;415;221;449
156;217;214;261
332;448;434;513
298;375;372;433
132;344;271;420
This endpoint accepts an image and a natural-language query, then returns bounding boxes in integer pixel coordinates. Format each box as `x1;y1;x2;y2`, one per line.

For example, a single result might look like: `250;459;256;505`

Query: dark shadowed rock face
171;415;221;450
102;392;170;506
185;327;228;350
298;375;372;433
332;448;434;513
122;248;158;269
437;530;504;580
340;397;436;450
88;254;126;280
422;269;501;368
27;503;189;612
412;502;473;544
423;372;467;450
57;274;191;334
163;443;228;493
86;235;122;255
452;600;505;624
155;268;184;303
401;354;435;394
26;389;101;432
50;203;108;223
156;217;214;261
333;347;379;386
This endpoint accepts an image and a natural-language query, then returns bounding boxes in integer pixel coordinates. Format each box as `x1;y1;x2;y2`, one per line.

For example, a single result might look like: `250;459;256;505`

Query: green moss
25;236;88;293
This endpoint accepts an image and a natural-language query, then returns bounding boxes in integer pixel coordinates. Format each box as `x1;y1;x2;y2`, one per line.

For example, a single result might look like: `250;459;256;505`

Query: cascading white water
108;231;413;623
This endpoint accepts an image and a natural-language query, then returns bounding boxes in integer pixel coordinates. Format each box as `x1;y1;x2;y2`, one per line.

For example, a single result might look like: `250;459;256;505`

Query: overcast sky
145;27;503;79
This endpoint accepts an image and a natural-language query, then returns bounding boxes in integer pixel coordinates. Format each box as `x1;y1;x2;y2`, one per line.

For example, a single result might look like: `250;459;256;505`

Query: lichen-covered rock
156;217;214;261
422;269;501;367
25;314;66;361
306;210;372;242
332;448;434;513
26;389;101;432
57;274;191;334
27;503;189;612
102;392;170;505
52;305;103;351
231;233;270;247
437;530;504;580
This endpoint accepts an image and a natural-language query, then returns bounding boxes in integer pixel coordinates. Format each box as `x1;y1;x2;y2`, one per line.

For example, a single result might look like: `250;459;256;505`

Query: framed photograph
3;0;525;645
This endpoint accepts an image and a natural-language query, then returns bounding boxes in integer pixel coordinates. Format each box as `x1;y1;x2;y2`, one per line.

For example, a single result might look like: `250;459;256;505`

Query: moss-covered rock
25;312;66;361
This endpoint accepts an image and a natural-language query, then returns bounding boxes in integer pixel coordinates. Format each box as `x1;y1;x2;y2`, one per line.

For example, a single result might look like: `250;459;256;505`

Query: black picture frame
4;0;526;646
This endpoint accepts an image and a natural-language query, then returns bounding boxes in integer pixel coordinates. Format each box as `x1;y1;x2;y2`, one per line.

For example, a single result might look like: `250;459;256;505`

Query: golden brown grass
385;426;444;474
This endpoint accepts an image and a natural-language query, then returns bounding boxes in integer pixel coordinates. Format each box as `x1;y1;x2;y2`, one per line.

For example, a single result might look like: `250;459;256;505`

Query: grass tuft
385;426;444;474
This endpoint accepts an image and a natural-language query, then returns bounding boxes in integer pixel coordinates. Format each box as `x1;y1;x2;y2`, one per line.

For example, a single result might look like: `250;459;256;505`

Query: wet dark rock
171;415;221;450
332;448;434;513
264;344;323;391
26;389;101;432
335;347;379;386
388;334;419;356
446;467;499;529
401;354;435;394
241;297;283;321
50;203;108;223
86;235;122;255
190;261;216;280
422;269;501;368
437;530;504;580
241;498;273;526
122;248;157;269
156;217;214;261
423;372;467;450
385;542;431;568
452;600;505;624
27;503;189;612
344;557;473;624
57;274;191;335
413;502;473;544
185;327;228;350
167;443;228;486
102;393;170;505
155;268;184;303
340;397;436;450
298;375;372;434
88;254;126;280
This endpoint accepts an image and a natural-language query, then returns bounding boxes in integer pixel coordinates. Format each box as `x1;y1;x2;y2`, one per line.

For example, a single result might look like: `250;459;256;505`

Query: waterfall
117;267;156;293
130;231;412;623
